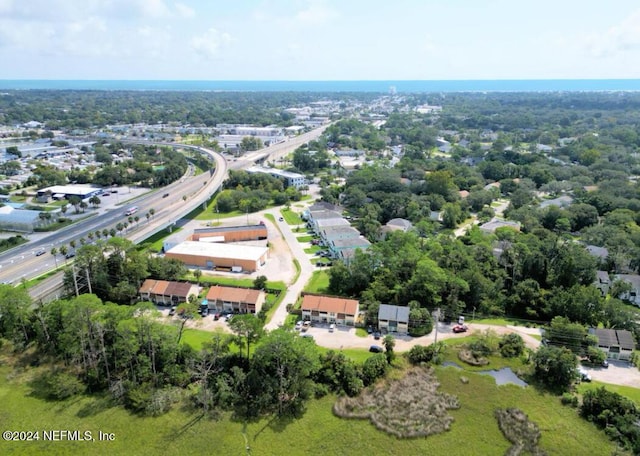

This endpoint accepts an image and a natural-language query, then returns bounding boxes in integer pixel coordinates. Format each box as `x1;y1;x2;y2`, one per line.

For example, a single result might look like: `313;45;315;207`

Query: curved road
0;125;329;297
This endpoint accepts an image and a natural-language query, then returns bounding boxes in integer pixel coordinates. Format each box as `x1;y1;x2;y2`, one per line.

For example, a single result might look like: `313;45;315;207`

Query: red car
452;324;468;333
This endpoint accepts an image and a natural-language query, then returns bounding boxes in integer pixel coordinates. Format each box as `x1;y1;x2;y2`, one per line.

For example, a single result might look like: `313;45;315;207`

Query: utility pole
71;265;79;297
85;268;92;294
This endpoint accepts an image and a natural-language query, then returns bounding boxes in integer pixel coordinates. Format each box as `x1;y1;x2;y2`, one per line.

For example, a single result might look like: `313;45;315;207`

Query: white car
295;320;303;331
329;323;335;332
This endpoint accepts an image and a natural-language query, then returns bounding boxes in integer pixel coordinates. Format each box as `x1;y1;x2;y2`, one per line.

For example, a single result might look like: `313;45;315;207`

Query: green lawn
280;208;303;225
296;235;314;243
0;359;619;456
138;227;183;252
304;270;329;294
304;245;322;254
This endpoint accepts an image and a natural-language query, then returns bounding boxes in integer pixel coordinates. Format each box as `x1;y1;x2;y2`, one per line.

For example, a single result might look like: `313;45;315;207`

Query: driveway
580;360;640;387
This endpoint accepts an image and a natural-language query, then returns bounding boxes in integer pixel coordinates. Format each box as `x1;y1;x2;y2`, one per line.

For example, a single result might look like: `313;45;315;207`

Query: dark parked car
367;326;373;334
65;250;76;259
373;331;381;340
163;193;170;198
452;324;468;333
369;345;384;353
602;359;609;368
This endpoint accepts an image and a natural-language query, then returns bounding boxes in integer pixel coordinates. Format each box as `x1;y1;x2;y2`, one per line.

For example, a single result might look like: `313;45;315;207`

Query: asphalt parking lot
580;359;640;387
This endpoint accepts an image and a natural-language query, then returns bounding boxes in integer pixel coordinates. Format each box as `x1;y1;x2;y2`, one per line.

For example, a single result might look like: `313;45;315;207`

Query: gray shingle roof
378;304;410;323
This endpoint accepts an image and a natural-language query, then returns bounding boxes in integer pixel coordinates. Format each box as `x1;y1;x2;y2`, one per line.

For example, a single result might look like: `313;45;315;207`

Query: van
329;323;335;332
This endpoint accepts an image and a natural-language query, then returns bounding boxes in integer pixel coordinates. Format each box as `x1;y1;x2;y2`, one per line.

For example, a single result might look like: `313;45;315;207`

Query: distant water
1;79;640;92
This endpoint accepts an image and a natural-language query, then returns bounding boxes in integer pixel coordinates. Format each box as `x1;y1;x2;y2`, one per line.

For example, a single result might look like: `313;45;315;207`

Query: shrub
561;393;578;407
406;342;445;365
361;354;388;386
43;370;84;400
499;333;525;358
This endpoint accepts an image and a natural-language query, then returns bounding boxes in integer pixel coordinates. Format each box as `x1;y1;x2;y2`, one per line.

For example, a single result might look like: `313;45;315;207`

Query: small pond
478;367;528;387
442;361;462;369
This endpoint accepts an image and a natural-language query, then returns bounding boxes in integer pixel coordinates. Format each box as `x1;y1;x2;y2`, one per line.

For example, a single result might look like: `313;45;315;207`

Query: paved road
264;215;316;331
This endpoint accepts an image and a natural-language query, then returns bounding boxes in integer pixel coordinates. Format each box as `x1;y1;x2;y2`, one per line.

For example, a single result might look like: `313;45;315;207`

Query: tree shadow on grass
75;395;115;418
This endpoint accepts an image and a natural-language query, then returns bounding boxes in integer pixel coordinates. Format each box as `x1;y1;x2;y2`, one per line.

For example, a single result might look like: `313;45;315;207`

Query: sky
1;0;640;80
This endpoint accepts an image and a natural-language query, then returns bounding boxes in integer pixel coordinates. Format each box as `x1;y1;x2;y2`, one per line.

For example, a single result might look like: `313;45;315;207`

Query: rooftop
166;241;268;261
301;294;359;316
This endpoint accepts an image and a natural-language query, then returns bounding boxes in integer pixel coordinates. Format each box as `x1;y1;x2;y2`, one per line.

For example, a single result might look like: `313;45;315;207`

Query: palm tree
116;223;124;235
95;230;102;239
128;216;134;226
59;245;68;263
79;237;86;246
50;247;58;268
88;195;101;207
79;201;88;213
134;215;139;226
123;222;129;232
102;228;109;238
109;228;116;237
149;208;155;219
145;212;150;223
69;240;76;250
193;268;202;285
88;232;94;242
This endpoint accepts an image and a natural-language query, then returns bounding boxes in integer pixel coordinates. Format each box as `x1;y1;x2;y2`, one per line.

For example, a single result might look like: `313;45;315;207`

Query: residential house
588;328;635;361
539;195;573;209
612;274;640;306
138;279;199;305
205;285;265;314
319;225;361;246
586;245;609;263
313;216;351;234
479;218;521;234
301;294;359;326
328;236;371;259
302;202;343;221
378;304;410;334
594;271;611;297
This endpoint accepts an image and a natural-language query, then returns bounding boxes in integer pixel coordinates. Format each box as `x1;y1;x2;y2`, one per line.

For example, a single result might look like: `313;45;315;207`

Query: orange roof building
205;285;266;314
301;294;359;326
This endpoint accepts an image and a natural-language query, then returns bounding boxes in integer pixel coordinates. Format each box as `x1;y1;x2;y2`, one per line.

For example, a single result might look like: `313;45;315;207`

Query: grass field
296;235;314;243
0;357;619;456
304;245;322;254
280;208;303;225
138;227;182;252
304;270;329;294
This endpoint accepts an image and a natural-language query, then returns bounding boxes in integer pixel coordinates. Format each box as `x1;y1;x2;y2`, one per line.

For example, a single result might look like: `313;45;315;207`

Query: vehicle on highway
369;345;384;353
65;250;76;259
102;192;110;197
163;193;169;198
35;249;46;256
124;206;138;216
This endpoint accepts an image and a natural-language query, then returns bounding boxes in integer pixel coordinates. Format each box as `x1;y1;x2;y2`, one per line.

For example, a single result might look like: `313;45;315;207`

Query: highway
0;125;329;298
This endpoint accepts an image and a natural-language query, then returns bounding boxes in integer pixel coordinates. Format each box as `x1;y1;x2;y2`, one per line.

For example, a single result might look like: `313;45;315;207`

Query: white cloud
174;2;195;18
190;28;232;59
294;0;338;26
584;9;640;58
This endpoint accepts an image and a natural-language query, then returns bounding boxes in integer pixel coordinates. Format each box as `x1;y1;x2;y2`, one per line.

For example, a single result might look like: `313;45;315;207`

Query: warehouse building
190;224;268;243
164;241;268;273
